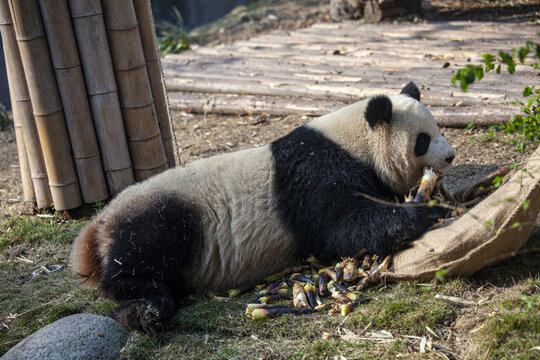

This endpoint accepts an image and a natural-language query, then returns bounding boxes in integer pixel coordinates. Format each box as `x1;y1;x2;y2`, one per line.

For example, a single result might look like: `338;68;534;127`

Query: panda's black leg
99;194;200;334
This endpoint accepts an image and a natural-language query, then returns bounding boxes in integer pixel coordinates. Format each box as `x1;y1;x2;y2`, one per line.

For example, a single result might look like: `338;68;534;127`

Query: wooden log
102;0;168;181
68;0;134;196
8;0;81;210
0;0;50;205
39;0;108;204
330;0;362;22
133;0;176;167
365;0;407;23
165;76;522;112
168;91;515;127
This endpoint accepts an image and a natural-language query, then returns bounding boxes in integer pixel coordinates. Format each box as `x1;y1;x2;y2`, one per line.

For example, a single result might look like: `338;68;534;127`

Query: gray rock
1;313;129;360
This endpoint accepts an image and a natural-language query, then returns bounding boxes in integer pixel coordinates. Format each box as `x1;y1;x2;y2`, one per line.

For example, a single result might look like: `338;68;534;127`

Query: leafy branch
450;34;540;152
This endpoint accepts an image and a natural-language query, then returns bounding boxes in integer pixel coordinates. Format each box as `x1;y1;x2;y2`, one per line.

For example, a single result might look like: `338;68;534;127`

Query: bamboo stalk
1;5;33;203
38;0;108;204
102;0;168;181
11;111;35;202
8;0;82;210
0;0;51;207
68;0;134;196
133;0;176;167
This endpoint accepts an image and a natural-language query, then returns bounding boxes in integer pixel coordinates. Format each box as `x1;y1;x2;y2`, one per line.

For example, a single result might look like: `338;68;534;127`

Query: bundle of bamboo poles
0;0;175;210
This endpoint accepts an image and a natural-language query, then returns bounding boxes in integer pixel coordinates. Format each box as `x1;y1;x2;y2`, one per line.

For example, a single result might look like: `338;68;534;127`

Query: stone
1;313;129;360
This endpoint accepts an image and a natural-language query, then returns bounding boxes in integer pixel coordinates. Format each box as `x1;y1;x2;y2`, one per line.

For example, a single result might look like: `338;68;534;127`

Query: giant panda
71;82;455;334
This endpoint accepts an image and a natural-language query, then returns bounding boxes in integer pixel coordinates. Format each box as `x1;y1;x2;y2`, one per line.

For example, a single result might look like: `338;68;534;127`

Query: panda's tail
70;220;103;288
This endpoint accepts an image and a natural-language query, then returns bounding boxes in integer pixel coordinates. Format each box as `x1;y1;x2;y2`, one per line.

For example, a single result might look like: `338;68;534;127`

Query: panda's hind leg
99;194;200;334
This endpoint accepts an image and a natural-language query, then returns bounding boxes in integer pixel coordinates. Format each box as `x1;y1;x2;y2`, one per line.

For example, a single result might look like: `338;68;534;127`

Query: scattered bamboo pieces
230;253;391;321
251;307;315;320
31;264;63;276
323;325;454;358
434;294;476;306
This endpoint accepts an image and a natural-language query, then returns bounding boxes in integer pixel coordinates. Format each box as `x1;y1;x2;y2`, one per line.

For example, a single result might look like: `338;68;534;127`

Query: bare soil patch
188;0;539;48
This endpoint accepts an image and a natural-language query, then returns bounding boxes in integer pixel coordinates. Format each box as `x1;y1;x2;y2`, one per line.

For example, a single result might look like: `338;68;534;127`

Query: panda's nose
445;153;455;163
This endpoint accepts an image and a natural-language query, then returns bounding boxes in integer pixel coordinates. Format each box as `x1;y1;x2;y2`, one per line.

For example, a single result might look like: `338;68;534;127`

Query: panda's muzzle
424;135;455;172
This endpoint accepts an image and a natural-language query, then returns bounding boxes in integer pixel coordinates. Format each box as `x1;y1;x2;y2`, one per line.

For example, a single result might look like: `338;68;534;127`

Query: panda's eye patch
414;132;431;156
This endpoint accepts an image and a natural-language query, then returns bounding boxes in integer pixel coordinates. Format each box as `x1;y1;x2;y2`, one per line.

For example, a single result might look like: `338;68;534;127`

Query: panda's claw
141;302;167;335
108;299;167;336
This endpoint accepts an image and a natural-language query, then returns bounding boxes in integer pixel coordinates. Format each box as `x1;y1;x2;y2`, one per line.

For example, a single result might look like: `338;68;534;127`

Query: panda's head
308;82;455;195
366;82;455;194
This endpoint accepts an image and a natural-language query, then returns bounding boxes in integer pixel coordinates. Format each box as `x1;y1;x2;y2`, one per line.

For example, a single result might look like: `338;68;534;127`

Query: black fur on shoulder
100;195;200;334
271;126;446;264
365;95;393;128
400;81;421;101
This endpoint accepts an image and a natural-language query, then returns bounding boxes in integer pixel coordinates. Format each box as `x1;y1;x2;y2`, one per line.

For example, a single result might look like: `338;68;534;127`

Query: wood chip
469;323;486;333
420;336;427;353
426;325;442;339
435;294;476;305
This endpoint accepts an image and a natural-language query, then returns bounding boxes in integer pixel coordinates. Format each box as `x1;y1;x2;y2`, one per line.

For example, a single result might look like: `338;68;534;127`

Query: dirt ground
189;0;540;46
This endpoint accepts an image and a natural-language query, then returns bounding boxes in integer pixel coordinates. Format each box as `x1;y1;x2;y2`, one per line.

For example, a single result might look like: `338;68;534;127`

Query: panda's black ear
365;95;392;128
400;81;421;101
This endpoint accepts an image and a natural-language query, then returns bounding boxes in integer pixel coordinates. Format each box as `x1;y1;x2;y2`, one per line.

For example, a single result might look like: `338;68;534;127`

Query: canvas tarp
388;145;540;281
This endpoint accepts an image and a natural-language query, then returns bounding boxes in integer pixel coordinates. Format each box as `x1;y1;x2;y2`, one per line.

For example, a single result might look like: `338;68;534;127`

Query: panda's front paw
418;204;448;230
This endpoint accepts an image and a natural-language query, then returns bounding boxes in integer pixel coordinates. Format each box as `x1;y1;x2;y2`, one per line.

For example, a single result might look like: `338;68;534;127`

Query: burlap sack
388;145;540;281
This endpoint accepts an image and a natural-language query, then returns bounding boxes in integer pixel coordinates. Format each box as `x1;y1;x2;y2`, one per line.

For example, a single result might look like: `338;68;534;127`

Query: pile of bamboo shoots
218;253;391;320
0;0;175;210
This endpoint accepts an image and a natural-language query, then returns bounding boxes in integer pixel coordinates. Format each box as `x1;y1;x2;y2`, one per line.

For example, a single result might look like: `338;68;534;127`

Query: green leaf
482;53;495;64
496;64;501;74
523;86;533;97
466;122;475;129
474;67;484;80
435;269;448;282
517;47;529;63
516;141;525;153
521;199;531;210
427;199;439;207
492;176;504;188
499;51;516;74
511;222;520;229
482;53;495;72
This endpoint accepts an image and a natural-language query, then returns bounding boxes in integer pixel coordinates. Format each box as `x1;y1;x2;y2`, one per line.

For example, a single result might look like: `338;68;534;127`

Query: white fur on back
100;145;300;293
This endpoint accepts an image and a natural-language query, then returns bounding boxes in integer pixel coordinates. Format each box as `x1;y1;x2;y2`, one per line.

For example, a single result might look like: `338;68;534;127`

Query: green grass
0;216;115;354
1;216;539;358
472;281;540;360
